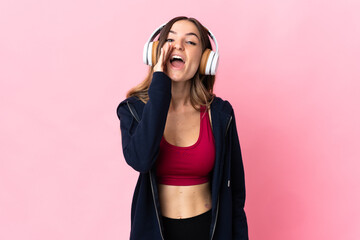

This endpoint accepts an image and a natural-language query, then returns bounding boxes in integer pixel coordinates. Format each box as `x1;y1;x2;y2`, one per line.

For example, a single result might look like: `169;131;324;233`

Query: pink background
1;0;359;239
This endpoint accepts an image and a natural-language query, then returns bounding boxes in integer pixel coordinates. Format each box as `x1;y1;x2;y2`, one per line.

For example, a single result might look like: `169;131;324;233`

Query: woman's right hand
153;42;174;73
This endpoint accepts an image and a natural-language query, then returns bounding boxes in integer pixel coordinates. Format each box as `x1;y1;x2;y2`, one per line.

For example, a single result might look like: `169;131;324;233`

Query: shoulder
211;95;235;116
116;96;144;120
118;95;143;106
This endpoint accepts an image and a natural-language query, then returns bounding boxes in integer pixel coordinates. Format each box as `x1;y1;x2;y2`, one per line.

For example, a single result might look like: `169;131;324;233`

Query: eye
187;41;196;46
166;39;174;42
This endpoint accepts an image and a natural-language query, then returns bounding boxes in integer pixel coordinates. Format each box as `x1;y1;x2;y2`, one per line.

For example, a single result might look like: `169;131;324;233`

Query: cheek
196;49;203;62
186;48;203;74
191;49;203;66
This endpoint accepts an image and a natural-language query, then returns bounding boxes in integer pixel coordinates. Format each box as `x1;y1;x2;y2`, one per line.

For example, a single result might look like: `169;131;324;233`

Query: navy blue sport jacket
116;72;248;239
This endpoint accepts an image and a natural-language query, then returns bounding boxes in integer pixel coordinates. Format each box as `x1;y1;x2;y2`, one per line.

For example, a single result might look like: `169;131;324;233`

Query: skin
153;20;213;219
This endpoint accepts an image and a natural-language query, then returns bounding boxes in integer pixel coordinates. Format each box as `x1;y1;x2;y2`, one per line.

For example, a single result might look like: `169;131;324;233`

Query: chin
168;70;197;82
167;72;185;82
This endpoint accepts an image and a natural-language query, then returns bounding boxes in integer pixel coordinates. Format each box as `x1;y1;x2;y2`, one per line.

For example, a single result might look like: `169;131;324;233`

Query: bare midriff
158;182;212;219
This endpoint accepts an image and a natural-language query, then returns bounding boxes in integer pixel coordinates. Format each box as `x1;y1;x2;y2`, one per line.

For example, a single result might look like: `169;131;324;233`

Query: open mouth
170;55;185;69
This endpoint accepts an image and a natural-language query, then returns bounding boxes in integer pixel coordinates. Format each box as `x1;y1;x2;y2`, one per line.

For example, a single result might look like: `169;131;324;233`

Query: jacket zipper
126;101;140;122
149;171;165;240
226;115;233;188
210;115;233;240
210;196;220;240
225;115;232;137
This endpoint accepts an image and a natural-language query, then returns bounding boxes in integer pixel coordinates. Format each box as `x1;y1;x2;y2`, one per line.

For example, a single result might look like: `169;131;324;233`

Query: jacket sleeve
230;109;249;239
116;72;172;173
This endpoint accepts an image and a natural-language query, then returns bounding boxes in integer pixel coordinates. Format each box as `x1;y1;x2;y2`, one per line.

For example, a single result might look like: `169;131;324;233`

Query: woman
117;16;248;240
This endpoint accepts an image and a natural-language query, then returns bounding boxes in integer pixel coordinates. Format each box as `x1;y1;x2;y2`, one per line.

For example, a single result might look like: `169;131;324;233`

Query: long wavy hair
126;16;216;111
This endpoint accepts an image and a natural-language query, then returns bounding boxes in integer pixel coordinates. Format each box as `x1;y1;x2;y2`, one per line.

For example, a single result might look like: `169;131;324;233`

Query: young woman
117;16;248;240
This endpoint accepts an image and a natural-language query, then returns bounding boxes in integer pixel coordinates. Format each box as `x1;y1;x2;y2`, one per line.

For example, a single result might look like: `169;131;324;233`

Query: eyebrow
169;30;200;40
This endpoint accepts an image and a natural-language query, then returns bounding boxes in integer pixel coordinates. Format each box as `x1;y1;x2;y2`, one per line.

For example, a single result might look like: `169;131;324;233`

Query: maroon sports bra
156;105;216;186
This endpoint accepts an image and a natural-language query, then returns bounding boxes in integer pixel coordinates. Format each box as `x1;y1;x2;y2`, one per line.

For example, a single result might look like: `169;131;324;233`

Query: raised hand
153;42;174;73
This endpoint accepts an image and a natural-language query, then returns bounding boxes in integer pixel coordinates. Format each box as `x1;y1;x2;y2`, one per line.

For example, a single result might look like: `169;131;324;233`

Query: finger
163;44;168;63
154;47;164;72
158;47;164;64
162;44;170;65
161;43;167;63
160;44;169;72
163;43;173;64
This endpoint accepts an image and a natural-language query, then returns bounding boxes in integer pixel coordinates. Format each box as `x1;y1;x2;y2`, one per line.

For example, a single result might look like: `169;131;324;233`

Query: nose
173;39;184;51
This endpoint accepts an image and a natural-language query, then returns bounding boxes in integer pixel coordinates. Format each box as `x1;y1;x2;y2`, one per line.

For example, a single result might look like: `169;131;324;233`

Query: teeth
171;55;184;62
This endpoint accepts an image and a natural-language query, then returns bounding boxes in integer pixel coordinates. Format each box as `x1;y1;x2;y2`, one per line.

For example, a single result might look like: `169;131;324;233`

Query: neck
169;80;192;112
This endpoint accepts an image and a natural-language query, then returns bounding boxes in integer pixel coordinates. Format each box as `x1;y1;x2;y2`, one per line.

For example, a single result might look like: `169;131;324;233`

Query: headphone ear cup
143;41;150;65
200;49;218;75
147;42;154;66
205;51;215;75
143;41;159;66
205;51;219;75
200;49;211;75
210;52;219;75
151;41;159;66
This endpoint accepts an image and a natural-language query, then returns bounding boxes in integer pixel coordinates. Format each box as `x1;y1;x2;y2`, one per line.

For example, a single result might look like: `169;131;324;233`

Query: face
165;20;203;82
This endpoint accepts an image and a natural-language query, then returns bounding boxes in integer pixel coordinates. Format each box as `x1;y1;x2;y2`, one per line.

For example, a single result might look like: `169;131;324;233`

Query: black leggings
162;209;212;240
